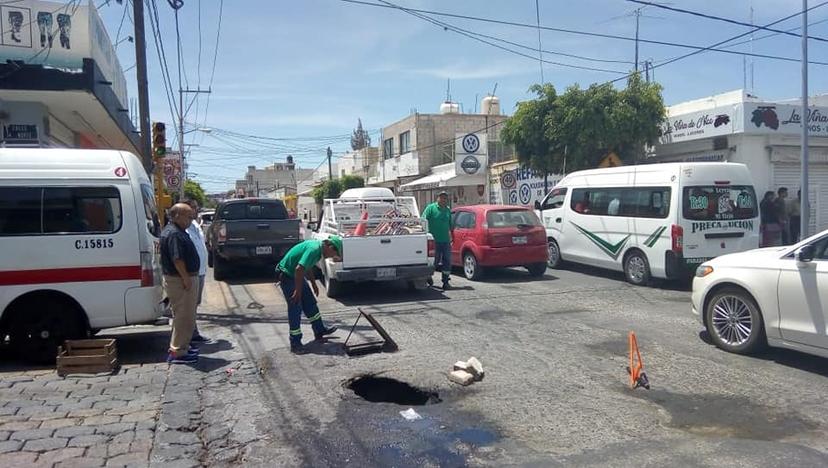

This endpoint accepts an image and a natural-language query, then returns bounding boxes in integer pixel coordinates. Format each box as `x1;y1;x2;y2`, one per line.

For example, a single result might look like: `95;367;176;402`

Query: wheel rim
548;242;559;267
711;295;753;346
464;255;476;278
627;256;646;283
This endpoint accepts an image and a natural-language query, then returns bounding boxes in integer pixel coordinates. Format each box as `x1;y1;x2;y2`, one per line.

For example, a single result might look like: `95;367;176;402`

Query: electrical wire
197;0;224;146
147;0;181;146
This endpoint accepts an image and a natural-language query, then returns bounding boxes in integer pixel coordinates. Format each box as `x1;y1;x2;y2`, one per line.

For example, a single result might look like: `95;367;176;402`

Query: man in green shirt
422;190;453;289
277;236;342;353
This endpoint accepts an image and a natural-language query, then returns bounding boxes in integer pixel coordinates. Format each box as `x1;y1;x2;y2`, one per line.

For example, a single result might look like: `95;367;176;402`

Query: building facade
235;156;314;198
652;89;827;233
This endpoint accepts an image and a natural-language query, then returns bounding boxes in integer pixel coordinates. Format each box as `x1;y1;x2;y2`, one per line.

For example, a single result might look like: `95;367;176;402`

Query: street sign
166;175;181;190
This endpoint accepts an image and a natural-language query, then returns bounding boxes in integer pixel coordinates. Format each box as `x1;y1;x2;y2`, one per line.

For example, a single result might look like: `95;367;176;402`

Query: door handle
555;218;562;223
380;239;391;244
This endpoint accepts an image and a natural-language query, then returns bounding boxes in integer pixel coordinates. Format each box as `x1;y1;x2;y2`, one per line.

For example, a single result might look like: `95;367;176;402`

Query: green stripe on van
644;226;667;248
570;222;630;260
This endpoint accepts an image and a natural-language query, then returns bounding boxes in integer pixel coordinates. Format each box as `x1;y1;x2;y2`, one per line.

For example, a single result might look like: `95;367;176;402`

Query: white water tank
440;101;460;114
481;95;501;115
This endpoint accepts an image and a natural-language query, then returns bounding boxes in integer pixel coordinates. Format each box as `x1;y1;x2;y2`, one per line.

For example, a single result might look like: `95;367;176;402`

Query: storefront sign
660;105;737;144
455;133;487;177
743;103;828;137
490;162;561;207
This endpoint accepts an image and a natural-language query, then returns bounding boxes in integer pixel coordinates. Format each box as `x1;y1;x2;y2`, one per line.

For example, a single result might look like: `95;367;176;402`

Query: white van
535;163;759;285
0;149;163;362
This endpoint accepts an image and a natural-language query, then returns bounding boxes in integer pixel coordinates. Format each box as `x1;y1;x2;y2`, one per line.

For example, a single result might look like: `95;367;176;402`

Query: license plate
255;246;272;255
376;268;396;279
512;236;528;244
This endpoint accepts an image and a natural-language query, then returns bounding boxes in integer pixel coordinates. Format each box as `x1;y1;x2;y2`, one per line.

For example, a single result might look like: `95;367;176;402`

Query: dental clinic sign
455;133;487;177
0;0;127;108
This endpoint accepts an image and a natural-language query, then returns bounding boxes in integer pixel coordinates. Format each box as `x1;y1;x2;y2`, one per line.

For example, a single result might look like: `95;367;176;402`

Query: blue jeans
278;276;326;345
434;241;452;282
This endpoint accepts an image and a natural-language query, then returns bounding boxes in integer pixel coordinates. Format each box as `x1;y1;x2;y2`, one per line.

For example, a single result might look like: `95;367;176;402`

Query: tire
462;252;484;281
526;263;547;277
623;250;651;286
547;239;563;269
324;265;342;298
705;288;766;355
207;250;214;268
213;255;228;281
8;297;86;364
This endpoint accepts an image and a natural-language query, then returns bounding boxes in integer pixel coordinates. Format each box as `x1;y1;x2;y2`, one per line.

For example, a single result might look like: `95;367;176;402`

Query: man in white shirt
184;199;211;344
608;197;621;216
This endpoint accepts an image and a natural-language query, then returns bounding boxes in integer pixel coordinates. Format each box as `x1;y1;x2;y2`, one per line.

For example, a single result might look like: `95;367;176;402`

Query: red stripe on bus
0;266;142;286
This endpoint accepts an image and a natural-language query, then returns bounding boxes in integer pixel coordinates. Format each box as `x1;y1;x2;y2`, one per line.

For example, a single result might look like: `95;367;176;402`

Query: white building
652;89;826;233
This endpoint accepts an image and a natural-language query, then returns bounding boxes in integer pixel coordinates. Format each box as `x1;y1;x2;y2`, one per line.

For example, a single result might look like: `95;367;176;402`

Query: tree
184;179;207;207
502;74;665;174
350;118;372;151
311;175;365;205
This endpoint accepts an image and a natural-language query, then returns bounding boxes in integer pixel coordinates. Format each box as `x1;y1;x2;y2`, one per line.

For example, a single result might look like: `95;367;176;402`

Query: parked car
0;149;163;363
199;209;215;234
451;205;547;280
692;229;828;359
536;163;759;285
206;198;300;281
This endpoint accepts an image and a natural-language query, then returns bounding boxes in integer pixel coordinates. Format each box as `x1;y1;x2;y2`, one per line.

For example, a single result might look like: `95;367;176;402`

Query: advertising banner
455;132;488;177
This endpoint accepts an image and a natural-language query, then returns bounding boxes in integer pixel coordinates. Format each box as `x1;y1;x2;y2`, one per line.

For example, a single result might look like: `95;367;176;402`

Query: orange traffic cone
627;332;650;390
353;210;369;236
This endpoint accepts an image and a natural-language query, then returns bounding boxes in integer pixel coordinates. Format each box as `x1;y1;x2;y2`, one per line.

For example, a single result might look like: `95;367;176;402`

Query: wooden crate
56;339;119;377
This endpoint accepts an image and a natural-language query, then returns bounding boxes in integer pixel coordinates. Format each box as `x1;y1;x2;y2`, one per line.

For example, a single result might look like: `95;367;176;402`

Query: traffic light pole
132;0;152;171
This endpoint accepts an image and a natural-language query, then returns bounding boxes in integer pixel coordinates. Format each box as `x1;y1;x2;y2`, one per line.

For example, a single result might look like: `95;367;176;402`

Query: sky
96;0;828;192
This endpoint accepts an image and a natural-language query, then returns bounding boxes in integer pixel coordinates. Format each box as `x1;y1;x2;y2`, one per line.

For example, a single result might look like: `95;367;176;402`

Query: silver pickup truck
206;198;300;280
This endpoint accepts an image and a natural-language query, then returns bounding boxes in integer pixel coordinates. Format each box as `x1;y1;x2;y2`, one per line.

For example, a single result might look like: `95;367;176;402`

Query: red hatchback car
450;205;548;280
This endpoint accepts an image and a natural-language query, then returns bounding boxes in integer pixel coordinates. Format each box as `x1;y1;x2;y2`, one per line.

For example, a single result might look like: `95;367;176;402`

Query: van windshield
487;210;541;227
682;186;757;221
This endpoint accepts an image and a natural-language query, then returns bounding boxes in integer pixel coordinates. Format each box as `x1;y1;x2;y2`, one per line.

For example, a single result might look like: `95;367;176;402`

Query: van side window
43;187;122;234
570;187;670;219
542;188;567;210
0;188;42;235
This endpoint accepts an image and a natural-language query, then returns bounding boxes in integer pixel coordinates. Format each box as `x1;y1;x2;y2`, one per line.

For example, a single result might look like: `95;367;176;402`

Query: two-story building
235;156;314;197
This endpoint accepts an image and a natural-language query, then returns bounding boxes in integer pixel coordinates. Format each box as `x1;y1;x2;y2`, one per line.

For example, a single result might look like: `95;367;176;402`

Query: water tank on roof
286;155;294;164
481;95;501;115
440;101;460;114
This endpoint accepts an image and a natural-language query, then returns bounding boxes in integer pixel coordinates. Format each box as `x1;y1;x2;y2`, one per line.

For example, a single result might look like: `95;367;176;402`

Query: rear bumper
215;243;297;264
477;244;548;267
334;264;434;282
664;251;712;279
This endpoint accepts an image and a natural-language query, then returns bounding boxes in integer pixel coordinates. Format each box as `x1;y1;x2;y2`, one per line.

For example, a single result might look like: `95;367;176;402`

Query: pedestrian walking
276;237;340;353
760;191;782;247
422;190;453;289
183;199;211;345
774;187;790;244
160;203;201;364
789;189;802;243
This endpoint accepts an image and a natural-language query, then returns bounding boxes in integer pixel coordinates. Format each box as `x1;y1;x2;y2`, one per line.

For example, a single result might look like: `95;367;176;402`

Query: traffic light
152;122;166;158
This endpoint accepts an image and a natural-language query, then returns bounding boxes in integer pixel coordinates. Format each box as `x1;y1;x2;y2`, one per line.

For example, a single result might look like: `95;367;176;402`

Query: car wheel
624;250;651;286
463;252;483;281
9;298;86;364
547;239;563;269
526;263;547;277
705;288;766;355
213;256;228;281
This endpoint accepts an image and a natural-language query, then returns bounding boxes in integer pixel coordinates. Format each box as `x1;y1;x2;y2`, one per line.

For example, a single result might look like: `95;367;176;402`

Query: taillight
671;224;683;253
427;239;435;257
140;251;154;287
218;225;227;243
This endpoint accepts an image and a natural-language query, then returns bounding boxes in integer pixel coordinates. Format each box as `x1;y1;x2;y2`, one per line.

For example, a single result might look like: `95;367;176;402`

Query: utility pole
327;147;333;181
801;0;810;238
132;0;151;171
634;8;641;72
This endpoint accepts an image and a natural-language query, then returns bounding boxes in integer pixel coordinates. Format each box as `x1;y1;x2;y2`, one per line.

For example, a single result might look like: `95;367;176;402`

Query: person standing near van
276;237;340;353
789;189;802;243
160;203;200;364
422;191;453;290
760;191;781;247
183;199;211;344
775;187;790;244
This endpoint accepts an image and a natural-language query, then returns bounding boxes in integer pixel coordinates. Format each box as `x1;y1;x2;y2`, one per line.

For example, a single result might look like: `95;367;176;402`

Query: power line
627;0;828;43
534;0;544;83
147;0;180;146
341;0;828;66
198;0;224;145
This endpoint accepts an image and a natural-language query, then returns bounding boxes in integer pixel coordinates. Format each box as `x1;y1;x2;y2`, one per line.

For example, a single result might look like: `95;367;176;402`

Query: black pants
790;216;801;243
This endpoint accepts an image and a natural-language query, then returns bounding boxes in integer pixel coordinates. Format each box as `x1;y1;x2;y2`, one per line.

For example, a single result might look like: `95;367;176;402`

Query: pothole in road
345;375;441;406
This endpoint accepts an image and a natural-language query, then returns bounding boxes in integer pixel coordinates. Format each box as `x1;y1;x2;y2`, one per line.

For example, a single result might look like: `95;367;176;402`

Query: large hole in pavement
345;375;441;406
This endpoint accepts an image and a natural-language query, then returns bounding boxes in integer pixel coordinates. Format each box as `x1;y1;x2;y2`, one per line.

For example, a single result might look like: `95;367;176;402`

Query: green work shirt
422;202;452;243
278;240;322;277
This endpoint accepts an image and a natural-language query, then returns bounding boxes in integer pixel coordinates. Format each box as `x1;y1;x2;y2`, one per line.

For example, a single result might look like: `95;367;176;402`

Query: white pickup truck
311;187;435;297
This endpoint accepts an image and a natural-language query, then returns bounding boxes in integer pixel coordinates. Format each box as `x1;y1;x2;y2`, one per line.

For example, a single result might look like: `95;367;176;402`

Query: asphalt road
197;262;828;467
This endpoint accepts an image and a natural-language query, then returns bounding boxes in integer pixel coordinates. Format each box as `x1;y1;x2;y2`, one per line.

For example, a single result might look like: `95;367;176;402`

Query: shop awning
399;164;485;192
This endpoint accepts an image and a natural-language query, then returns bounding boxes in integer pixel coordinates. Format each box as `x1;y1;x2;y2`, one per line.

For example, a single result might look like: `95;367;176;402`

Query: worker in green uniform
276;236;342;353
422;190;453;290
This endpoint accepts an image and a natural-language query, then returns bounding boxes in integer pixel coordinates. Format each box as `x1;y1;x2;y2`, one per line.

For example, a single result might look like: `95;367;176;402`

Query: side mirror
796;245;815;263
534;200;542;210
306;221;318;232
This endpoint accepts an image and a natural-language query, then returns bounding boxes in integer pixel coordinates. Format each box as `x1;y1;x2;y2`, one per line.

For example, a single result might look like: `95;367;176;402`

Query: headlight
695;265;714;278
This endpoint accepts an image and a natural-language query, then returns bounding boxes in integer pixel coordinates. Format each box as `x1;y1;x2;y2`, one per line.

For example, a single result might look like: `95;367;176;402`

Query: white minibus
535;163;760;285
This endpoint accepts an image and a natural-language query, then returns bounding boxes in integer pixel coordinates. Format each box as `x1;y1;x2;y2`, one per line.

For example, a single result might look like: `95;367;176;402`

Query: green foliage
350;118;372;151
312;175;365;205
501;74;665;173
183;179;207;207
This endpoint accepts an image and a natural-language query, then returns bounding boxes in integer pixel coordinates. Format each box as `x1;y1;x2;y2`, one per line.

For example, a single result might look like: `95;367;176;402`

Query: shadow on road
335;283;449;306
215;265;277;285
559;263;691;292
464;267;559;284
698;330;828;378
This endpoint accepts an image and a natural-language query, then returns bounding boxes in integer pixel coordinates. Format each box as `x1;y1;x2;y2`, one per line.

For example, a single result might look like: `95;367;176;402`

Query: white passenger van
535;163;759;285
0;149;163;362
